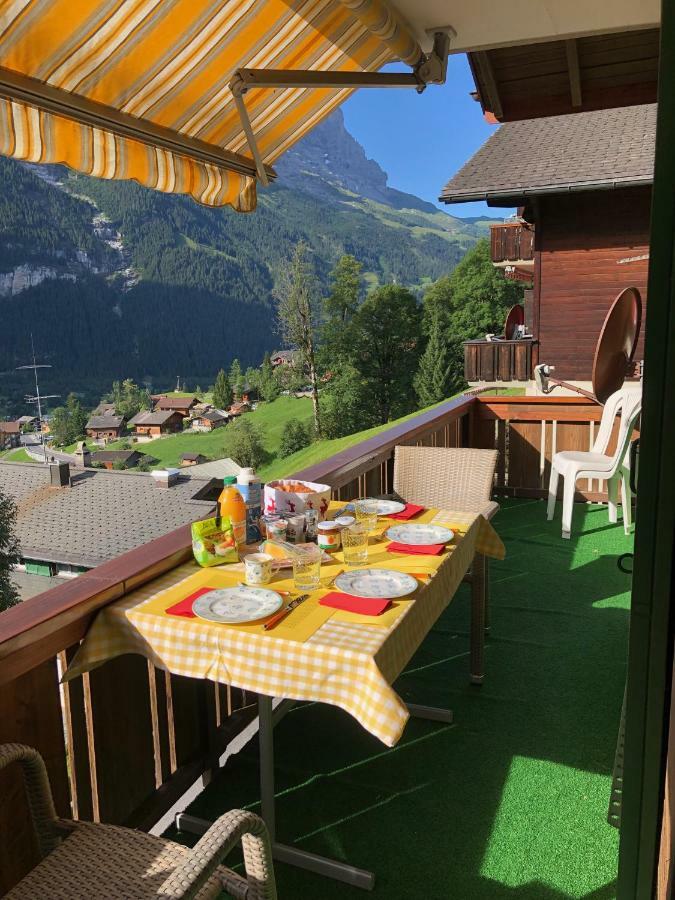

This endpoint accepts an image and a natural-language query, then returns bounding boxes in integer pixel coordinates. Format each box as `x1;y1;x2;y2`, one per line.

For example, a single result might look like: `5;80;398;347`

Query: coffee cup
244;552;279;586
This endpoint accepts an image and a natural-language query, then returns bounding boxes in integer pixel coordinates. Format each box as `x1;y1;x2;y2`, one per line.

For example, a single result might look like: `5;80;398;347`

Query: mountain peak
275;108;439;214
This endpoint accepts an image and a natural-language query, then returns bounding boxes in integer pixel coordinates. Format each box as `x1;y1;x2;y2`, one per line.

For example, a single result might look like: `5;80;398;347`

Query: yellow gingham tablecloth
65;508;504;746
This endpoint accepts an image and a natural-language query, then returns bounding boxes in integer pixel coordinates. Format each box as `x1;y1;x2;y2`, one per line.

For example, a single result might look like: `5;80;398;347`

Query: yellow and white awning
0;0;423;211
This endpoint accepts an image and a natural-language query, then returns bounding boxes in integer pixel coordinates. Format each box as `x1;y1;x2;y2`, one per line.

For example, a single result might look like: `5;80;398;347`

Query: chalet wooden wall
534;186;651;380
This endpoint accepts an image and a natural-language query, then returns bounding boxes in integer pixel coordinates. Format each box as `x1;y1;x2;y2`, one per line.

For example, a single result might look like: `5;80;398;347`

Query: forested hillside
0;109;495;415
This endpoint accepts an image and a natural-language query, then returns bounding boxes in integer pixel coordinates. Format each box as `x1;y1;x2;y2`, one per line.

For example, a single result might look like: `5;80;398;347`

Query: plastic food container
317;520;341;552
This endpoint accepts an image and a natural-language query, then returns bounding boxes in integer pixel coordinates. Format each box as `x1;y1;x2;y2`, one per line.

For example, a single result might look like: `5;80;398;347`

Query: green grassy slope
100;396;455;478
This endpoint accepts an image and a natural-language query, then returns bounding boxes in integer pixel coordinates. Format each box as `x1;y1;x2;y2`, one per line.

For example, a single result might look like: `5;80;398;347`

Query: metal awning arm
230;30;452;185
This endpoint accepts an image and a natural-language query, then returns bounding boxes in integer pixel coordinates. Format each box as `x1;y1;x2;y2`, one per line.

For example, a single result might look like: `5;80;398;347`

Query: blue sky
341;55;498;218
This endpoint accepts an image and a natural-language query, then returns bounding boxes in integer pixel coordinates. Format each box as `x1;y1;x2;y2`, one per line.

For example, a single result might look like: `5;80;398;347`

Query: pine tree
325;254;361;324
212;369;231;410
0;488;20;611
414;305;454;407
259;352;280;402
229;358;244;400
274;241;322;436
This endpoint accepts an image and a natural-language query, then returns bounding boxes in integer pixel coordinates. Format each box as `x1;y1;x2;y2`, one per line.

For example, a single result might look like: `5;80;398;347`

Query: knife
264;594;310;630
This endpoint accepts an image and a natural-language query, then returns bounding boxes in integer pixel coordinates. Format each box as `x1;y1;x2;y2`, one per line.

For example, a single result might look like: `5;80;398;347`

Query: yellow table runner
65;505;504;746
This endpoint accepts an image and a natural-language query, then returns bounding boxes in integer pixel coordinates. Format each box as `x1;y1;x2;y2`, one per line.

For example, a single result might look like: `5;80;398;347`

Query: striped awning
0;1;422;211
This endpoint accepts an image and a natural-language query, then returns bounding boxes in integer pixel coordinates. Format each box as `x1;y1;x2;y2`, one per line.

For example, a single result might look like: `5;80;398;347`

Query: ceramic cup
244;552;279;586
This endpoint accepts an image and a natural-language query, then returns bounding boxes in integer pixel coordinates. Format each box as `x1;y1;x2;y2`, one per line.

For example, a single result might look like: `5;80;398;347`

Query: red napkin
166;587;213;618
387;542;445;556
319;592;391;616
386;503;425;520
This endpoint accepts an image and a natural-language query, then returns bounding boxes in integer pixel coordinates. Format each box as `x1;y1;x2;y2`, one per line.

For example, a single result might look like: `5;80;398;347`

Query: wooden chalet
152;396;198;418
128;409;183;438
89;450;146;470
180;453;209;467
0;421;21;450
192;409;229;432
441;104;654;388
84;414;126;443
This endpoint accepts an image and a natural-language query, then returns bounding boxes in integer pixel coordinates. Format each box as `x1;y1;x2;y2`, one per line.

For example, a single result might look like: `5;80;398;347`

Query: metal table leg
470;552;486;685
177;696;375;891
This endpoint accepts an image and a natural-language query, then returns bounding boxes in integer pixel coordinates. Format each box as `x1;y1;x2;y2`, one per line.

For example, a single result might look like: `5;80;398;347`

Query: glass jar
317;520;341;553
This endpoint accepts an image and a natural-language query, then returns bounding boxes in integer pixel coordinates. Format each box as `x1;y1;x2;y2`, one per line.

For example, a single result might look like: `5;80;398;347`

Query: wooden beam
472;51;503;120
0;66;275;181
565;39;583;107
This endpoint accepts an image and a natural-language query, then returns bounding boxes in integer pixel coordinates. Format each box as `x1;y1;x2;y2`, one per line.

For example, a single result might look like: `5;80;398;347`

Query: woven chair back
393;446;498;511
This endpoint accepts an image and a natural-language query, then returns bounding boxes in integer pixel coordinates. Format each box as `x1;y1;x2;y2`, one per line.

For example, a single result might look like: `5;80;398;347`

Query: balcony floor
168;498;632;899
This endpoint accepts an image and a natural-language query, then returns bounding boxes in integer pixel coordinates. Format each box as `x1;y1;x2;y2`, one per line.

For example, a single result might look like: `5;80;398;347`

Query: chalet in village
441;104;654;391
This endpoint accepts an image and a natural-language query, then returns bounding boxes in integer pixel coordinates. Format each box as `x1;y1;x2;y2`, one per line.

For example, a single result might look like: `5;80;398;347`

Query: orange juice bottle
218;477;247;548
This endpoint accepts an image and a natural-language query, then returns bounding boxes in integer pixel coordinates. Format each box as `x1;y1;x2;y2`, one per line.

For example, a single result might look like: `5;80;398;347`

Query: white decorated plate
385;524;454;545
334;568;418;599
192;587;283;624
374;499;406;516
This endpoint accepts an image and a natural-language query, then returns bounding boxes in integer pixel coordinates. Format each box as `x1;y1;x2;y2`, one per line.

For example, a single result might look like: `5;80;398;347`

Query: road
20;434;76;464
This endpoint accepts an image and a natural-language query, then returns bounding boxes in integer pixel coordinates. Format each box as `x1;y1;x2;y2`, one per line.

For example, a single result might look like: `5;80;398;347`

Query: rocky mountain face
276;108;439;213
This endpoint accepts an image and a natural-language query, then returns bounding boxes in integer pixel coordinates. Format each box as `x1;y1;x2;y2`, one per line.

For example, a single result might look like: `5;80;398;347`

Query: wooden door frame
618;3;675;897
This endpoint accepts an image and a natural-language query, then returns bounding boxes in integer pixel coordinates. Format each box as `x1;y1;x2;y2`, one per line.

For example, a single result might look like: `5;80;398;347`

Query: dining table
64;501;505;890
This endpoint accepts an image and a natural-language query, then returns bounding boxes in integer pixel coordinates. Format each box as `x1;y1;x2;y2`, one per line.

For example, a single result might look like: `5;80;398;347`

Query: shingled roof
440;104;656;205
0;462;214;568
128;409;180;427
85;415;125;430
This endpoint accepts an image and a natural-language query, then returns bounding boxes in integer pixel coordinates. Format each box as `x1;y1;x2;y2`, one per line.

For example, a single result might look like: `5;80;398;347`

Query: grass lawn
53;386;525;477
1;448;36;463
100;396;457;479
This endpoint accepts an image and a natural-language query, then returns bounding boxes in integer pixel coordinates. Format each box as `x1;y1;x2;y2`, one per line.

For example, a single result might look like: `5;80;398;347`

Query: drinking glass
355;498;378;534
341;524;369;566
292;544;322;592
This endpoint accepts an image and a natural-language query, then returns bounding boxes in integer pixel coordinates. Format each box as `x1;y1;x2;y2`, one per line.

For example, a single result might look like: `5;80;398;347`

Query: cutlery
264;594;310;630
238;582;294;597
324;568;344;589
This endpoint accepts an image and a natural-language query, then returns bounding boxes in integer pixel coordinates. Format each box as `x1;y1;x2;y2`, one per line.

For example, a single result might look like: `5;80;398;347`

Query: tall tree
229;358;244;400
325;254;362;324
319;254;363;365
353;284;423;424
111;378;150;420
50;392;88;446
274;241;322;436
212;369;231;410
258;352;280;402
414;304;454;407
0;488;20;611
422;239;523;394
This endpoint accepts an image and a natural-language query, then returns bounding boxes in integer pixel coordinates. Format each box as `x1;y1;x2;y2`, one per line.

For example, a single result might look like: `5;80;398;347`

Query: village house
152;396;198;418
228;400;251;417
180;453;209;467
89;449;148;470
440;104;654;391
270;349;298;367
0;421;21;450
84;414;126;443
128;409;184;438
0;461;215;599
192;409;229;432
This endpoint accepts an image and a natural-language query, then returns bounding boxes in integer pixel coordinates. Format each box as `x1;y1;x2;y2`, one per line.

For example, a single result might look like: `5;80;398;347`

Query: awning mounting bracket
230;30;452;186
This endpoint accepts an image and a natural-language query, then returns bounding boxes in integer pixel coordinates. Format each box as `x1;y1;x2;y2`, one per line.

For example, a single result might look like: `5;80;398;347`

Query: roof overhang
388;1;660;54
443;175;654;206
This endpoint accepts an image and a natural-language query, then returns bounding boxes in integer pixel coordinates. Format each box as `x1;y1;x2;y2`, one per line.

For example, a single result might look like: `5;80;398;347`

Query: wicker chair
393;446;499;676
392;446;499;521
1;743;277;900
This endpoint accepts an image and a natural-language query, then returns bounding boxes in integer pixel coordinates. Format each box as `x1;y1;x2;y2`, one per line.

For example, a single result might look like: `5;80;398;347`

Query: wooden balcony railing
0;392;625;893
490;222;535;263
464;338;536;383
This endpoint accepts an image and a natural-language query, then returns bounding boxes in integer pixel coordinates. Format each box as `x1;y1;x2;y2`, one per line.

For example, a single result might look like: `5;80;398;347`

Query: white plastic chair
547;387;642;539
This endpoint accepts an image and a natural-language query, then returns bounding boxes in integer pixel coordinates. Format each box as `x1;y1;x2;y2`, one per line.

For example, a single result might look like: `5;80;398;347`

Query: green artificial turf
172;500;632;899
